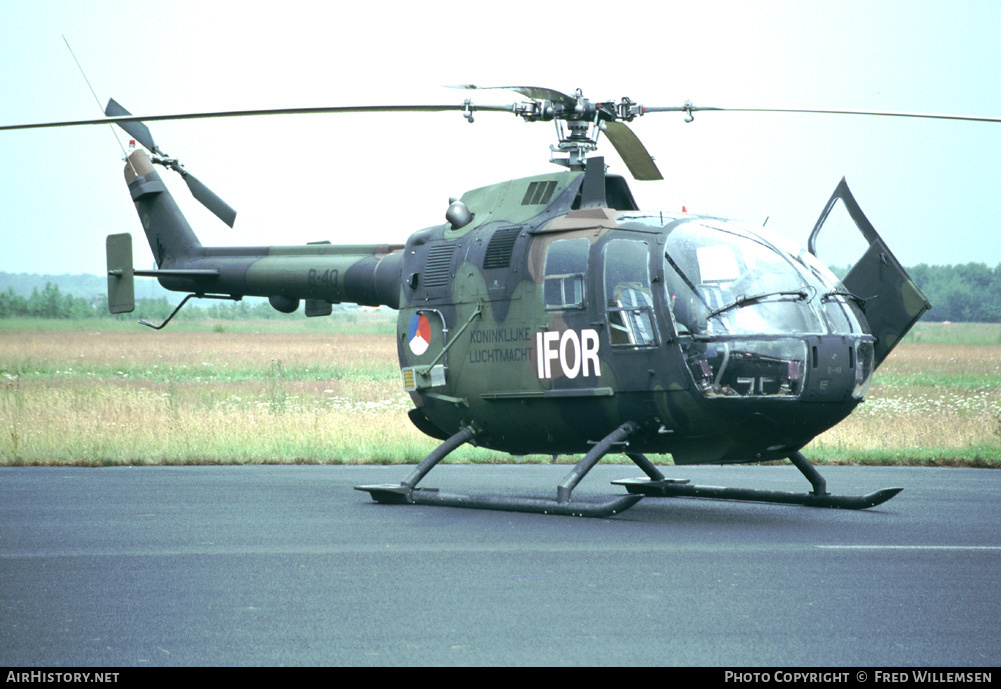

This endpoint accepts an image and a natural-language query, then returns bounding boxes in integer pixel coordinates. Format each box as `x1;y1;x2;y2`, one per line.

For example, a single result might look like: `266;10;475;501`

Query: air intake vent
483;227;521;269
521;180;558;206
422;244;456;288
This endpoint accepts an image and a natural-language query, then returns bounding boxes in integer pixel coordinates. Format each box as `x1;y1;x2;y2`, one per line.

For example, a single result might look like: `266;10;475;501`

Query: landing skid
356;422;647;517
611;479;902;509
613;451;902;510
355;426;903;517
360;484;642;518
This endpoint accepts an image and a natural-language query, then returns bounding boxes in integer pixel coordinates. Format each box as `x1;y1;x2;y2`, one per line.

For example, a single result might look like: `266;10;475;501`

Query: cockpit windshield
662;220;859;337
617;215;873;400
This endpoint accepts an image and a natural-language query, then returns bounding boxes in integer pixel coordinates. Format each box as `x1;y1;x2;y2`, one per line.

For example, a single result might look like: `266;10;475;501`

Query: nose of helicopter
667;333;877;463
800;336;875;402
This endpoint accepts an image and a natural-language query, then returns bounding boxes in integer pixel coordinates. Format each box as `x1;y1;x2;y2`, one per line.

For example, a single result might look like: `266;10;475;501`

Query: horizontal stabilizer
106;233;134;314
133;268;220;279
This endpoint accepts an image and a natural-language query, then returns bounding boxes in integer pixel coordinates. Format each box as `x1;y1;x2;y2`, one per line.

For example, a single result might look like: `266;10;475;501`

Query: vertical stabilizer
124;149;201;267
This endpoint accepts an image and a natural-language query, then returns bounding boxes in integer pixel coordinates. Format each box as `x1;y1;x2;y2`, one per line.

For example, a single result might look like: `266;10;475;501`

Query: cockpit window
793;247;867;334
664;222;824;336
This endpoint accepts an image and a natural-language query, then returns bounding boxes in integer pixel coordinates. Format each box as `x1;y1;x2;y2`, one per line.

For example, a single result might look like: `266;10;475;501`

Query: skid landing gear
356;428;902;517
613;451;903;510
355;422;647;518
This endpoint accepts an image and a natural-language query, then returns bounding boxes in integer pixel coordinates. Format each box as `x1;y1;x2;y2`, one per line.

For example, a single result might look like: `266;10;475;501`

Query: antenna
61;35;133;170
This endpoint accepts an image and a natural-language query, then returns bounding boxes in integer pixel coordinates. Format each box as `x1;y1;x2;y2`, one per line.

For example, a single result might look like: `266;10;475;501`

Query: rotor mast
463;86;654;174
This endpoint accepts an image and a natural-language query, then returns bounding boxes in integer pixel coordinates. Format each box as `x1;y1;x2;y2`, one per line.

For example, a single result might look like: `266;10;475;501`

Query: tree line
2;263;1000;322
906;263;1001;323
0;284;299;321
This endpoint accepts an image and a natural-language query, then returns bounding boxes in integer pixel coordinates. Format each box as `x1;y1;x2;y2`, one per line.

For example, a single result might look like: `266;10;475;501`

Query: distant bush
907;263;1001;323
0;283;348;322
0;283;101;319
0;284;195;321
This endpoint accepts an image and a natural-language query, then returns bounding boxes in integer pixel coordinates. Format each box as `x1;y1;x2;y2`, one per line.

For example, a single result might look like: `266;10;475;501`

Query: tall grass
807;340;1001;465
0;319;508;465
904;321;1001;345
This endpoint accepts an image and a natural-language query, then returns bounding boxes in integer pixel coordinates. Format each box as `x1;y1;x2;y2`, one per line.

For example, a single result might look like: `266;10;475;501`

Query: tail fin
123;149;202;267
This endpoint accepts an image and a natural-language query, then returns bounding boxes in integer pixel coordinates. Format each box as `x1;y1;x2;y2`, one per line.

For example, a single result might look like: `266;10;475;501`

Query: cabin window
603;239;656;346
544;238;589;310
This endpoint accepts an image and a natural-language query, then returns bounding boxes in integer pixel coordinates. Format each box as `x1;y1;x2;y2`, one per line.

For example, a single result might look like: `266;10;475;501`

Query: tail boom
115;149;404;314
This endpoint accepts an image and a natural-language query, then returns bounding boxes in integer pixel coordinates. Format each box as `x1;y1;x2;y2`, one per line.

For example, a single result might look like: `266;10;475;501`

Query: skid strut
355;423;645;518
612;451;902;510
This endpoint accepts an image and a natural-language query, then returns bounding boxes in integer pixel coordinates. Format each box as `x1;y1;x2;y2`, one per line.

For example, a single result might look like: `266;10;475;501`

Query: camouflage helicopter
7;85;966;517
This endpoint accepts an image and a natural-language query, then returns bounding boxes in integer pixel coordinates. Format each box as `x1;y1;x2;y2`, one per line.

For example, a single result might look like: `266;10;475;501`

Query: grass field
1;316;998;466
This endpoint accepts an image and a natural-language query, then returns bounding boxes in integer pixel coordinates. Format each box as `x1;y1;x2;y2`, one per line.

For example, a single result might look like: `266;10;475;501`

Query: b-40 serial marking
307;268;338;288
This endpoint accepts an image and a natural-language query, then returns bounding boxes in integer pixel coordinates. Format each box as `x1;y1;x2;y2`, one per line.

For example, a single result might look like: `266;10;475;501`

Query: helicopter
5;85;958;518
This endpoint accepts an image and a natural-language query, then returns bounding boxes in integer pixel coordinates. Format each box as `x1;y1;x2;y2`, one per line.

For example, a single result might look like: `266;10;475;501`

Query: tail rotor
105;98;237;228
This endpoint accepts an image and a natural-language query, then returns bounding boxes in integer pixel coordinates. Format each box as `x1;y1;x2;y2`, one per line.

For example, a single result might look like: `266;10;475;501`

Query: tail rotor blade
181;171;237;228
105;98;158;153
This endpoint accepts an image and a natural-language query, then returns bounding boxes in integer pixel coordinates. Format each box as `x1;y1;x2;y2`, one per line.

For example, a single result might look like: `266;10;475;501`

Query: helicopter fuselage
394;167;876;464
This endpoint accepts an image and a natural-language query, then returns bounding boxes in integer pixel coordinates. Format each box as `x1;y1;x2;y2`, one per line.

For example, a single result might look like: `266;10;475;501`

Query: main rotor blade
180;170;237;228
602;121;663;181
451;84;578;108
104;98;158;153
643;103;1001;124
6;99;1001;134
0;103;517;133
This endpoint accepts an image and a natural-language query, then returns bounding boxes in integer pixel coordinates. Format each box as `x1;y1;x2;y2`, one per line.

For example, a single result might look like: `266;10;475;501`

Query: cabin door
808;178;931;368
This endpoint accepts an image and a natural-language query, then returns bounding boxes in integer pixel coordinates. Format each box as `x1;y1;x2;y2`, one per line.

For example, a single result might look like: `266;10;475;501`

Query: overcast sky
1;0;999;276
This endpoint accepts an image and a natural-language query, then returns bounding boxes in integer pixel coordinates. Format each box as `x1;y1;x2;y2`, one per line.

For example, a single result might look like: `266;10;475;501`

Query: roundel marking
408;313;432;356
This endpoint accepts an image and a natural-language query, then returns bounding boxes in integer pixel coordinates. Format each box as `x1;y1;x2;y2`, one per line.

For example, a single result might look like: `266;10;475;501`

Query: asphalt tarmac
1;463;999;667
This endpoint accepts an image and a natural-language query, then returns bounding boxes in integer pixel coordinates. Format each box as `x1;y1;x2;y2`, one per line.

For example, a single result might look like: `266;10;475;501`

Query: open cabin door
808;179;931;368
